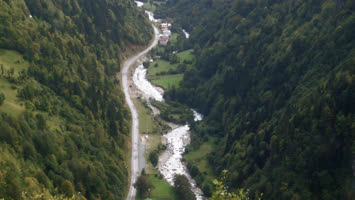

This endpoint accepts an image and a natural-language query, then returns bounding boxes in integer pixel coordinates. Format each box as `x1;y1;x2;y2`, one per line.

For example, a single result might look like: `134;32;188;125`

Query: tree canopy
161;0;354;199
0;0;153;199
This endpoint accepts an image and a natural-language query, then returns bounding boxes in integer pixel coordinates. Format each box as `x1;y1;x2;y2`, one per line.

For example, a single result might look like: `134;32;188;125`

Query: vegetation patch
134;98;159;134
0;49;29;116
147;59;184;89
173;175;196;200
0;49;28;77
176;49;195;62
149;175;178;200
184;136;218;197
142;1;158;12
148;60;178;77
168;33;179;44
159;0;355;199
0;79;25;116
145;134;167;174
151;74;183;89
184;136;217;172
0;0;154;198
151;100;193;125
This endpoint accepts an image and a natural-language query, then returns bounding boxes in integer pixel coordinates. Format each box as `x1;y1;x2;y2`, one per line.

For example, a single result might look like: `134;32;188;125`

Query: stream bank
130;37;205;200
126;2;205;199
132;64;205;200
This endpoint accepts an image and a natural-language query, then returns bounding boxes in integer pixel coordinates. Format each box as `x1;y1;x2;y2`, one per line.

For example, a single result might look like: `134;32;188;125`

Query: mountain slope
0;0;152;199
162;0;354;199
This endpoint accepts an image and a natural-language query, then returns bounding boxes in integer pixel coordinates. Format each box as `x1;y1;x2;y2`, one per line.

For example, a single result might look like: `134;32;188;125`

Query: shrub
134;173;153;198
0;92;5;105
149;151;159;167
174;174;196;200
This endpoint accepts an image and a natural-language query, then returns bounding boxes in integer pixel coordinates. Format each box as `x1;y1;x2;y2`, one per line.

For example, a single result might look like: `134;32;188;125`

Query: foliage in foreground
211;170;262;200
20;192;85;200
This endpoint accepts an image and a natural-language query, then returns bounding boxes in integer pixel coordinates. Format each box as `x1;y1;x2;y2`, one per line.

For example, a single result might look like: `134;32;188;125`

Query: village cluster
134;1;173;46
159;23;171;45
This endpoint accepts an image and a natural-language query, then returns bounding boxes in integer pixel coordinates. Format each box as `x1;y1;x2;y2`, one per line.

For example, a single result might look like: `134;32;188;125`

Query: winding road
122;25;159;200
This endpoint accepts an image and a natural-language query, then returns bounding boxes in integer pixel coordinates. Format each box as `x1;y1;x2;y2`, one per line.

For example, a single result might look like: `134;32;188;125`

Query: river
133;61;205;200
125;3;204;200
132;43;205;200
183;29;190;39
133;64;164;102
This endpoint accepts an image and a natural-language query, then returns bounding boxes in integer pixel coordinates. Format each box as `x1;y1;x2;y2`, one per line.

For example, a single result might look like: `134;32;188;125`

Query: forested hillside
0;0;152;199
161;0;354;199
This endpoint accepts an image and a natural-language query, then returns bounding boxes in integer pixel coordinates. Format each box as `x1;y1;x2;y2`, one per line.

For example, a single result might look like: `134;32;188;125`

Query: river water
145;10;160;23
133;59;205;200
183;29;190;39
134;1;144;8
158;119;204;200
133;64;164;102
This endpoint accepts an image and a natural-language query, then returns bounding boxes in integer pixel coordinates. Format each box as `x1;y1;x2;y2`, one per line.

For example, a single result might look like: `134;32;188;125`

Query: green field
0;79;25;116
0;49;29;116
146;50;196;89
144;133;162;174
149;175;178;200
148;60;178;76
134;99;159;134
184;136;218;183
0;49;28;77
142;1;156;12
176;49;195;62
151;74;183;89
148;59;183;89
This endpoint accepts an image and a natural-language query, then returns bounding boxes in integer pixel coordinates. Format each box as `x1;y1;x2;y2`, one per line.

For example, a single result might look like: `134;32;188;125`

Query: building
161;23;168;30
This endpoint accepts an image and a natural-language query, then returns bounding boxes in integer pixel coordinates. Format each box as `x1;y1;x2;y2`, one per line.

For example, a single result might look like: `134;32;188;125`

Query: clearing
176;49;195;62
0;49;28;116
147;60;183;89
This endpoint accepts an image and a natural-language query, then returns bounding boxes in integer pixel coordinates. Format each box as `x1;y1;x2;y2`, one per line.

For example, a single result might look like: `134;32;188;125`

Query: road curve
122;25;159;200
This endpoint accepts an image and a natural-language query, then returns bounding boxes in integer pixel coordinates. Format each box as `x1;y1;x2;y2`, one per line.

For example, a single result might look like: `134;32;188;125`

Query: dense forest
0;0;152;199
160;0;354;199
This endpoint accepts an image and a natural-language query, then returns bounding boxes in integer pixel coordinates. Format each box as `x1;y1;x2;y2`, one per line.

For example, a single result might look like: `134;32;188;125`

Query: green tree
10;67;14;77
0;64;4;76
161;0;354;199
134;172;153;198
0;92;5;105
61;180;75;197
174;174;196;200
6;67;14;77
0;0;153;199
211;170;262;200
143;61;150;68
149;151;158;167
36;114;46;130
